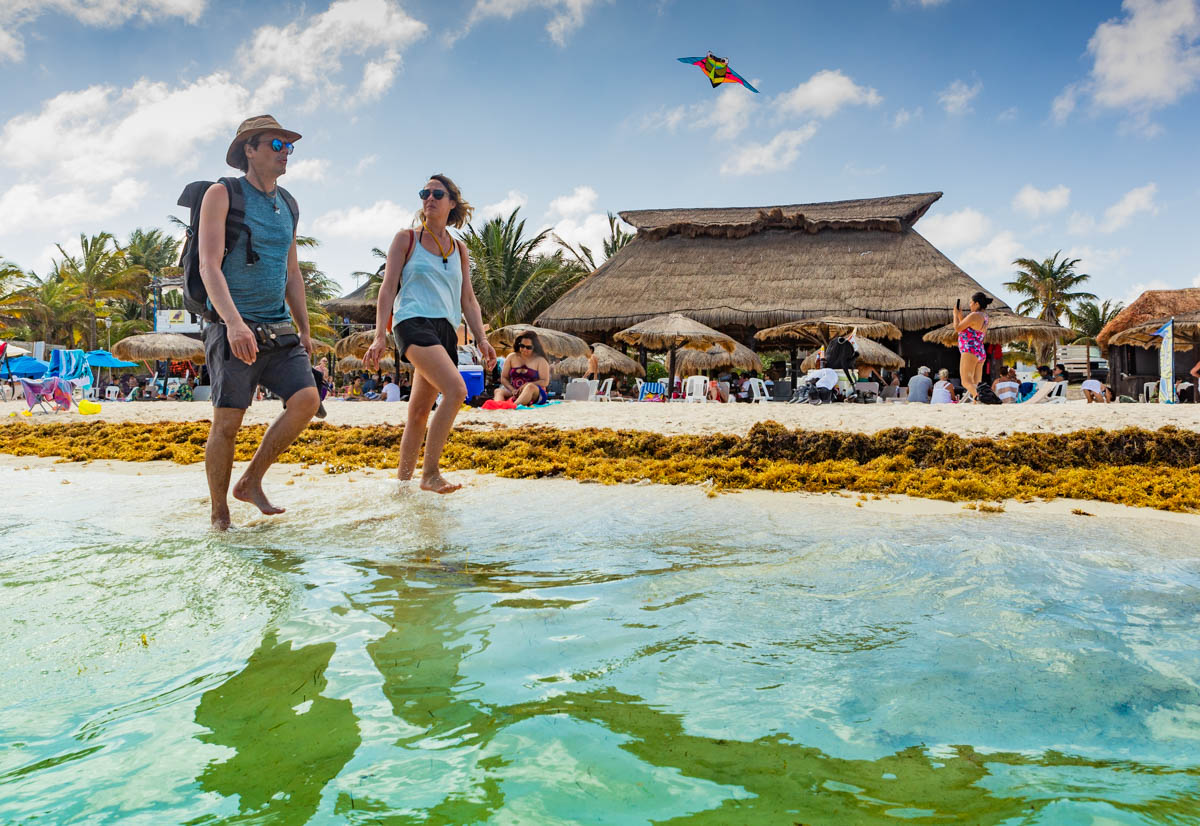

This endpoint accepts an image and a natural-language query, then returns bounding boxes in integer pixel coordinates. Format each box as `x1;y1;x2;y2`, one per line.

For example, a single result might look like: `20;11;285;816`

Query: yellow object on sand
78;399;102;415
20;410;31;417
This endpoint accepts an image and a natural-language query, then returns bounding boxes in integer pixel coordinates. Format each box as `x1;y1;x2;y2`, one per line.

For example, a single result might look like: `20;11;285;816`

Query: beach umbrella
307;339;335;357
85;349;137;368
755;316;901;346
335;329;387;359
488;324;590;358
673;341;761;376
0;356;49;378
553;342;645;379
1;342;30;357
1107;312;1200;352
921;311;1073;349
614;313;737;393
338;355;401;373
112;333;205;364
801;338;903;371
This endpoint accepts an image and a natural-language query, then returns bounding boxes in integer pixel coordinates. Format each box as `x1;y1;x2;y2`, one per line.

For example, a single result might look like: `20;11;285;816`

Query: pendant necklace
422;219;453;269
251;179;280;214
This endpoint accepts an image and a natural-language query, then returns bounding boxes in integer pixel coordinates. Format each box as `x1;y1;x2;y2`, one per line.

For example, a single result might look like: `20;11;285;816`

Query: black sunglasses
517;342;533;350
254;138;294;154
418;188;448;201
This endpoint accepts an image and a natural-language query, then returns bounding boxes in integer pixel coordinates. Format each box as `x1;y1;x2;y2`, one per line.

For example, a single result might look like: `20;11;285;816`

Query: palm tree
0;257;27;296
0;273;89;345
1004;251;1097;363
56;233;148;349
1068;298;1124;378
357;247;388;300
295;235;337;344
463;208;588;328
555;212;635;271
125;227;182;321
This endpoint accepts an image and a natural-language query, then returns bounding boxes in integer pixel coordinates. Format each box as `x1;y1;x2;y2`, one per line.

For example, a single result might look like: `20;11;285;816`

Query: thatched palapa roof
1097;288;1200;354
922;311;1073;348
1108;311;1200;352
488;325;590;358
112;333;205;364
802;338;903;371
756;316;901;346
553;343;644;378
324;281;377;324
537;193;1009;336
674;341;762;375
614;313;736;353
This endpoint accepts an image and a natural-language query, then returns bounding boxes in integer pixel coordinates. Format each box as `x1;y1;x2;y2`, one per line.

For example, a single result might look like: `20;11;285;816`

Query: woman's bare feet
232;477;286;514
420;473;462;494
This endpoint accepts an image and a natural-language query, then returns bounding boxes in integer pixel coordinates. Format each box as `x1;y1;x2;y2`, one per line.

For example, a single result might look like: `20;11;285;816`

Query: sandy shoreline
6;397;1200;438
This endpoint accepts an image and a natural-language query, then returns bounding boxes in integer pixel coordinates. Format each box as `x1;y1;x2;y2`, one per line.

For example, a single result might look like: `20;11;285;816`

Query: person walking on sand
365;175;496;493
199;115;320;530
953;291;992;401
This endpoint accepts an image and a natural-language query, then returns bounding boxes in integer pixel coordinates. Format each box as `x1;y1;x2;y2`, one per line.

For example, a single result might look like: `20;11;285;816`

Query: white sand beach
6;397;1199;438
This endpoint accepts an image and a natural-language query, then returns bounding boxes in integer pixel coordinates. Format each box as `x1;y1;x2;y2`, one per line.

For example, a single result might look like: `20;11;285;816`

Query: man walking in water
199;115;319;530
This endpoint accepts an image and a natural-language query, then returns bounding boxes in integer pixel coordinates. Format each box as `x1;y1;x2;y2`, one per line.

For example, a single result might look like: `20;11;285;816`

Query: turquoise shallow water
1;461;1199;824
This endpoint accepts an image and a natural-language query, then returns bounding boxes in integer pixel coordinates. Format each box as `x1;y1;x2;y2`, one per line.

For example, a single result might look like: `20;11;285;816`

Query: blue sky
1;0;1198;311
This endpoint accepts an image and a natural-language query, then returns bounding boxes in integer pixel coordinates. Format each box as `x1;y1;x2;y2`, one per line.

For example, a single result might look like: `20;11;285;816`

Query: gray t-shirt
907;374;932;403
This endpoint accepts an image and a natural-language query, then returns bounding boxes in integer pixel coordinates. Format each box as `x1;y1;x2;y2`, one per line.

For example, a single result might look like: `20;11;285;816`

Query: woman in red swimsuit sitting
495;332;550;405
953;290;993;401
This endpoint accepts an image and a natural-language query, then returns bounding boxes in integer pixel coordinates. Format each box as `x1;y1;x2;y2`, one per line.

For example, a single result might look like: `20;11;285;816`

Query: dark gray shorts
203;323;316;409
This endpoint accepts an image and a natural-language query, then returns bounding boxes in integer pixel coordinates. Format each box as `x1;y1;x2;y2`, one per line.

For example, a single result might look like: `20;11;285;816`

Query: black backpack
177;177;299;319
974;382;1003;404
824;336;858;370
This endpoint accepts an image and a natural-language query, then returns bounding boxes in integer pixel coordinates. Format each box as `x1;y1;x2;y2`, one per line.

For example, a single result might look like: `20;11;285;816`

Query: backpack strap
219;176;258;266
277;186;300;236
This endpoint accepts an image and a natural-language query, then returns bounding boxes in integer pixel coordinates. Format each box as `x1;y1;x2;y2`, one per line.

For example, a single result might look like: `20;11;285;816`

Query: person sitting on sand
906;366;932;404
347;377;365;400
1052;364;1068;383
495;332;550;405
993;368;1020;403
380;375;402;402
931;368;957;404
1081;378;1112;403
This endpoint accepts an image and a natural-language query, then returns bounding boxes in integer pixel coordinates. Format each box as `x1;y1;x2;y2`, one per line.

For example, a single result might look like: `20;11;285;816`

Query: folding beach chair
18;377;75;414
638;381;667;402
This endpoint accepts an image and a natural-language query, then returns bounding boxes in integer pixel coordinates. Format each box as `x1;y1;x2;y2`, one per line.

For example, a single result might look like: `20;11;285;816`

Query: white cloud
775;70;882;119
547;185;597;218
1051;83;1080;124
0;0;206;62
0;73;254;184
0;178;146;235
1070;183;1160;234
997;106;1019;122
355;154;379;175
720;124;818;175
891;106;922;128
1123;278;1171;305
1089;0;1200;112
919;207;992;249
1067;245;1131;281
479;189;529;220
1012;184;1070;218
958;230;1024;283
452;0;604;46
310;200;414;240
938;78;982;114
239;0;427;109
285;158;330;182
640;85;759;140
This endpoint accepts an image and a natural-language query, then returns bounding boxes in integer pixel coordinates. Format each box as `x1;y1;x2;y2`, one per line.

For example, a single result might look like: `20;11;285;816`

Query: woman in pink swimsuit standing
953;290;993;401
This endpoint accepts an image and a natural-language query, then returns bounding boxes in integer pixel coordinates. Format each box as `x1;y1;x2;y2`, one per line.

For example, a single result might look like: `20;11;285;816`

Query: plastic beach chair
591;377;613;401
747;378;770;404
683;375;708;402
638;381;667;402
1046;381;1067;404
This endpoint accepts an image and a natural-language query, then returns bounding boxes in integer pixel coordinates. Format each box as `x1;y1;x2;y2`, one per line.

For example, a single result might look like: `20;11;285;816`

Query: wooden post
668;347;677;397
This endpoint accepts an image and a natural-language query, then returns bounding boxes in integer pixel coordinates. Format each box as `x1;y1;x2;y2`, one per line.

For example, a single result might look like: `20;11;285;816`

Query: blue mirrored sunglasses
257;138;294;154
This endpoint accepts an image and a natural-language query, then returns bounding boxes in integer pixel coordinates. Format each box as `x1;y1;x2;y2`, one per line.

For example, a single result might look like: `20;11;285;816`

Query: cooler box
459;365;484;398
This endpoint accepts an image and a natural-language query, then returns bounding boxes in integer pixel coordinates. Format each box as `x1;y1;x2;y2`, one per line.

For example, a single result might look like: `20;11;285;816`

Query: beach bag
176;177;299;319
824;336;858;369
974;382;1002;405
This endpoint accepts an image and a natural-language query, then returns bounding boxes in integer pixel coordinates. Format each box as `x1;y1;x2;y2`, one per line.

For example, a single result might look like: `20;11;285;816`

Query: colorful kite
677;53;759;93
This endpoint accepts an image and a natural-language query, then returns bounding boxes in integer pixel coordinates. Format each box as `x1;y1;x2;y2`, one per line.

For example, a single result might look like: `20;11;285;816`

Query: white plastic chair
634;378;644;398
104;385;121;400
1142;382;1158;403
747;378;770;404
590;378;611;401
683;375;708;402
1046;382;1068;403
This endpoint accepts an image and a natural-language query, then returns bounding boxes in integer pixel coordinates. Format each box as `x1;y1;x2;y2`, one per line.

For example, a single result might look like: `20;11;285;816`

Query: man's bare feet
420;473;462;494
211;506;232;532
232;477;286;514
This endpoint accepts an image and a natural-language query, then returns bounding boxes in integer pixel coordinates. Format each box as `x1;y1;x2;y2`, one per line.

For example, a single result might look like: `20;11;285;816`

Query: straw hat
226;114;302;168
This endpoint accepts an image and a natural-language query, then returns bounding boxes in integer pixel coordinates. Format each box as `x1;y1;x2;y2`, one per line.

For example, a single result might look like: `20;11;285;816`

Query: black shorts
393;316;457;366
203;323;316;409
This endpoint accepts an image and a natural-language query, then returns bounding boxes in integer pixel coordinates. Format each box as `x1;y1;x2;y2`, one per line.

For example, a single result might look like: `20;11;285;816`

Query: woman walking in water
365;175;496;493
953;290;992;401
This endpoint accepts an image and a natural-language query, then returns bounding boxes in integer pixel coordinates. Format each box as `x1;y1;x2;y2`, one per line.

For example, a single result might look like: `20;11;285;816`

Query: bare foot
420;473;462;494
211;506;232;532
232;477;286;515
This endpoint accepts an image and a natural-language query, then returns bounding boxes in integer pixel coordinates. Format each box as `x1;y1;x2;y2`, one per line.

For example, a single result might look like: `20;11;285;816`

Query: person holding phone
953;291;992;401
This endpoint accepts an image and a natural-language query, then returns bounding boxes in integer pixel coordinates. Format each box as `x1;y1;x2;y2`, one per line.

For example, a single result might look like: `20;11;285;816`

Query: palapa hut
324;281;377;326
1097;288;1200;397
536;193;1008;374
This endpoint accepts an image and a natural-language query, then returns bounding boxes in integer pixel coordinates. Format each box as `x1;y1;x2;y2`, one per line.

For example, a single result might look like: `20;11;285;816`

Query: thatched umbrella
553;342;645;379
921;311;1072;348
674;341;761;376
113;333;205;364
308;339;335;357
536;193;1010;338
1097;288;1200;353
801;338;903;371
1108;313;1199;352
489;324;590;358
323;281;377;324
335;329;386;359
614;313;736;392
756;316;901;347
339;355;401;373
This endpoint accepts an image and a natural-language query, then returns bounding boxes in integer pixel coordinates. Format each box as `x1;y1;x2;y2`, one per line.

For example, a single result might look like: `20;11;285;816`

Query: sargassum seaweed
4;420;1200;512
